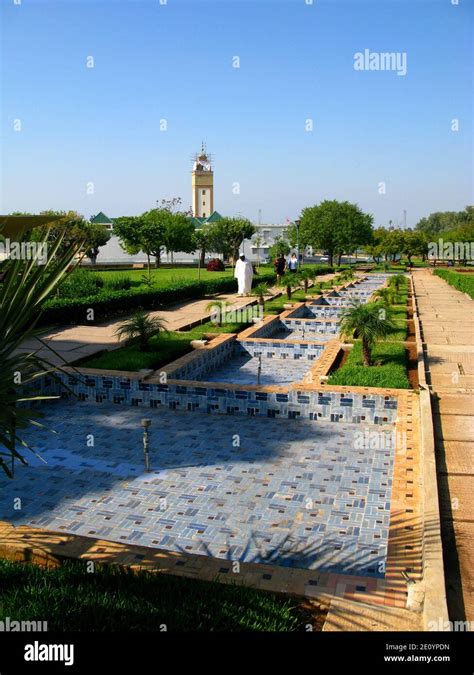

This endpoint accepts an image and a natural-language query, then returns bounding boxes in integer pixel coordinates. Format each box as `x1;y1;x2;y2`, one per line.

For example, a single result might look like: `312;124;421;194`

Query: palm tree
251;283;269;308
389;274;406;294
115;312;167;351
277;272;298;300
0;224;83;478
339;301;395;366
373;287;394;305
297;269;312;293
342;268;355;281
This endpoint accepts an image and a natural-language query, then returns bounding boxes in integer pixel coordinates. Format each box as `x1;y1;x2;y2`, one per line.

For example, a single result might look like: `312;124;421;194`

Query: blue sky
1;0;472;227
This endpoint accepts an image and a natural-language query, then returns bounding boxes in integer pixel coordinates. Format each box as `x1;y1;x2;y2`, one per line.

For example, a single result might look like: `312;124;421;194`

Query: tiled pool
200;352;313;385
0;400;395;576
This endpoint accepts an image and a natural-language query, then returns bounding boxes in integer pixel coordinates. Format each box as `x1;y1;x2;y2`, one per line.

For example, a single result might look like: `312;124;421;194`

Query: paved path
412;269;474;623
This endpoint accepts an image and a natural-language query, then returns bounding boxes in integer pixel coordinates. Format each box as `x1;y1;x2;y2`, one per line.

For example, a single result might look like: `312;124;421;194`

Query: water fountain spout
257;354;262;385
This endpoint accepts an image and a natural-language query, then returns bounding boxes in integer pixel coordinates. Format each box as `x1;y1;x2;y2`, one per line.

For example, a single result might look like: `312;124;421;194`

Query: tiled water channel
4;274;398;577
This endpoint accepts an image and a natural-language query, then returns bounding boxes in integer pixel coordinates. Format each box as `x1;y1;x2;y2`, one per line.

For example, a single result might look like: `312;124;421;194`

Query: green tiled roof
191;211;223;228
90;211;114;225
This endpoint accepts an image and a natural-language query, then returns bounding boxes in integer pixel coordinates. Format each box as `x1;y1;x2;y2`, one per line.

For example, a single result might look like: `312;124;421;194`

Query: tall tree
27;210;110;261
204;217;255;263
415;207;472;235
299;200;373;266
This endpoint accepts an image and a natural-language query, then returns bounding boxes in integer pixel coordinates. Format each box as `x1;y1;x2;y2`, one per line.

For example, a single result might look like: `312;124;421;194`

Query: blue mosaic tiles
36;374;398;424
0;400;395;577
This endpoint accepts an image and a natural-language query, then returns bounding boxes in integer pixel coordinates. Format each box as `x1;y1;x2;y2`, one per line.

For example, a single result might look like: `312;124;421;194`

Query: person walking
288;252;298;273
273;253;287;284
234;255;254;296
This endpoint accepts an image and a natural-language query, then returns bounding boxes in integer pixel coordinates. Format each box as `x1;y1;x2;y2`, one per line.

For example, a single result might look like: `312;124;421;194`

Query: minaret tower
192;143;213;218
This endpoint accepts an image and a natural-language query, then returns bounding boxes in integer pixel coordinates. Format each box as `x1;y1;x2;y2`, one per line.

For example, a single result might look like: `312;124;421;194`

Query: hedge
434;269;474;299
38;272;277;326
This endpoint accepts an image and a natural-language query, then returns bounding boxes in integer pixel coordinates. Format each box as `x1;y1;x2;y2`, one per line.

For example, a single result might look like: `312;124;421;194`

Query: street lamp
141;418;152;472
295;219;301;268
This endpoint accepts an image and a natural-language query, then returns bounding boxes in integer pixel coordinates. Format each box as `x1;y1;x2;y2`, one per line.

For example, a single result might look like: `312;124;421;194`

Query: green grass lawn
81;320;251;371
0;559;320;632
328;342;410;389
96;266;234;289
434;268;474;299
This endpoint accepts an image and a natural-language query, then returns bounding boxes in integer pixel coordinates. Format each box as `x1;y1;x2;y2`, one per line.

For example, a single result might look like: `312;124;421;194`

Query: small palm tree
277;273;297;300
339;301;395;366
297;269;312;293
373;287;394;306
389;274;406;294
342;268;355;281
115;312;167;351
251;283;269;307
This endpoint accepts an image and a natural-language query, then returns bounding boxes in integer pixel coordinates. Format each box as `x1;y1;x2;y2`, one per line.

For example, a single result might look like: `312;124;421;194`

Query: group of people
273;252;299;280
234;251;301;296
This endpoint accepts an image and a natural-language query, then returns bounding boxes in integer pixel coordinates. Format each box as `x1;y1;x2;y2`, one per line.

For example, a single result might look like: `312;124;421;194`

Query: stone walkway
412;269;474;623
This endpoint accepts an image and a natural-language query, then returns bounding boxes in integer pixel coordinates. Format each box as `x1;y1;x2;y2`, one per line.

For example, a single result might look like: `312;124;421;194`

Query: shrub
57;269;103;299
104;275;132;291
39;273;276;326
206;258;225;272
434;269;474;299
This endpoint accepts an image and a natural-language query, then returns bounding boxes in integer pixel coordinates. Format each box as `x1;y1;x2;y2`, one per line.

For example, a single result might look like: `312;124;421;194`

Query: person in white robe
234;255;253;296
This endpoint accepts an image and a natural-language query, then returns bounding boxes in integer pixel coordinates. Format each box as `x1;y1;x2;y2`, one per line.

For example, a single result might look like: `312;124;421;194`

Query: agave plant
0;224;83;478
339;301;395;366
115;311;167;351
251;283;269;307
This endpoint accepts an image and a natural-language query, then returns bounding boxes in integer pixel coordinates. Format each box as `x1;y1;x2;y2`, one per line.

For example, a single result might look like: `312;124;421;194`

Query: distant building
90;211;114;230
192;144;214;218
189;210;223;229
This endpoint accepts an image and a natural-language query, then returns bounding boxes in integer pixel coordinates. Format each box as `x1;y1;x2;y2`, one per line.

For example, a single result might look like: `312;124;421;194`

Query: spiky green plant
342;268;355;281
0;226;82;478
389;274;406;294
339;301;396;366
297;269;312;293
251;283;269;307
277;273;298;300
115;312;167;351
373;287;394;305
